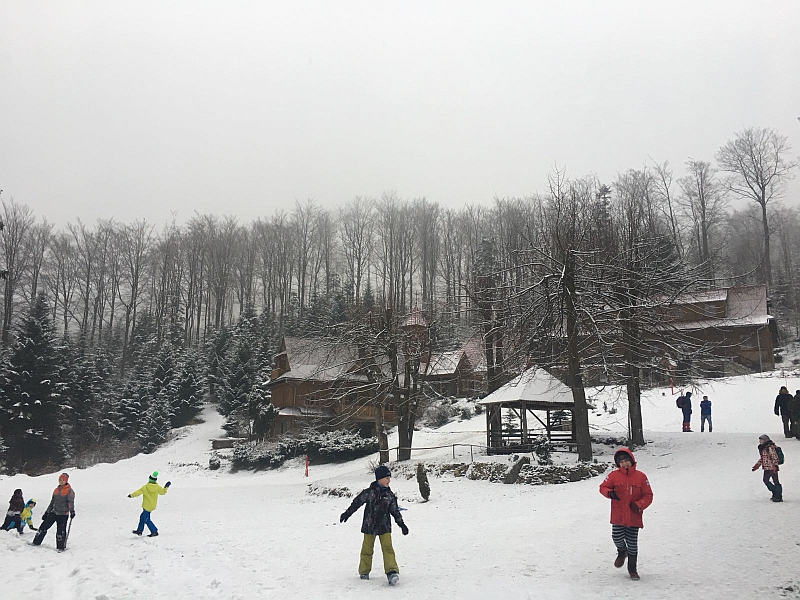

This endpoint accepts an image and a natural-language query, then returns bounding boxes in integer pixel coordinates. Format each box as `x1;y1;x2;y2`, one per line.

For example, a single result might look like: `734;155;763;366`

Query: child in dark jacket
2;489;25;532
340;465;409;586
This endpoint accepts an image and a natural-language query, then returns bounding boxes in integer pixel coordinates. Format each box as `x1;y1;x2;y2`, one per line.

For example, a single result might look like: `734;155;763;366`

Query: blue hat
374;465;391;480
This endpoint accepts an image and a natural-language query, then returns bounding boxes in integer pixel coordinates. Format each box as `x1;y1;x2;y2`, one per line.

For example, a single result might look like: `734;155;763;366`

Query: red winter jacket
598;448;653;528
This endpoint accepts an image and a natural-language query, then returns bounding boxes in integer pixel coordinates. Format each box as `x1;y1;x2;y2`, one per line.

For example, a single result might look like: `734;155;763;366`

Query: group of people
3;470;171;551
3;472;75;551
675;391;713;432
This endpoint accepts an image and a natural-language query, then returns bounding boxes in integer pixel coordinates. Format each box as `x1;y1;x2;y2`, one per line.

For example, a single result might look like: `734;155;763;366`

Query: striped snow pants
612;525;639;556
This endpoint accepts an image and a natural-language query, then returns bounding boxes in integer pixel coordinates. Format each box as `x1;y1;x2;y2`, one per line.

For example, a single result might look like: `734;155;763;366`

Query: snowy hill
2;373;800;600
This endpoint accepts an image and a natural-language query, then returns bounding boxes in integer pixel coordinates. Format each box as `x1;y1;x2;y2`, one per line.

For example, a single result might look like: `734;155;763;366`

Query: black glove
127;494;132;498
608;490;620;500
400;523;409;536
165;481;171;488
29;525;38;531
340;512;349;523
629;502;640;514
70;511;76;519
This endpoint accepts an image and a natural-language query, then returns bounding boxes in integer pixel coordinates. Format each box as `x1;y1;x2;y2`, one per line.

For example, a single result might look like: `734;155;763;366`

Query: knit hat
149;471;159;482
374;465;391;480
759;434;770;442
59;472;69;482
27;499;36;505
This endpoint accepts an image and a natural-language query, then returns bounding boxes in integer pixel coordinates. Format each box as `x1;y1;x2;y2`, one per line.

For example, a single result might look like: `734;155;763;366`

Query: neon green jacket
130;482;168;512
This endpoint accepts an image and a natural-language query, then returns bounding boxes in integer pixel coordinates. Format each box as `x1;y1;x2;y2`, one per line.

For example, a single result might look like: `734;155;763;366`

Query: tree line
0;126;797;469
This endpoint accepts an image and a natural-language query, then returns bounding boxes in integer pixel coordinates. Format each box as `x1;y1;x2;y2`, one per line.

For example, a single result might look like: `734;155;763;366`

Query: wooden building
269;336;397;438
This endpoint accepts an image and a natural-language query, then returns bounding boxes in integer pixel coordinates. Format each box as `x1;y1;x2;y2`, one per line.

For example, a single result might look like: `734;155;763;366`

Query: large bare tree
716;127;798;289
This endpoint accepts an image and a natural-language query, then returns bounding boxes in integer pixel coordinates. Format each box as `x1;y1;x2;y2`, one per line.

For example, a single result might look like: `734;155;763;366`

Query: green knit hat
149;471;159;482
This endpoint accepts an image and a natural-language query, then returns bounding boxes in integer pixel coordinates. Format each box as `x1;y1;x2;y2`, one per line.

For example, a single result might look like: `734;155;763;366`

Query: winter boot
387;572;399;586
147;531;159;538
359;574;369;580
627;554;639;580
132;530;142;536
614;548;627;568
32;530;46;546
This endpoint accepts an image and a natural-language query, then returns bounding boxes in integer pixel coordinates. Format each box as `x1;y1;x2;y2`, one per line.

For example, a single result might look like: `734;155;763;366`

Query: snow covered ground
2;372;800;600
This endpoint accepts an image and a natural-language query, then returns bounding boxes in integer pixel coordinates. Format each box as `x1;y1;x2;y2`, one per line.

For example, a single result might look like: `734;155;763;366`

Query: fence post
470;445;474;462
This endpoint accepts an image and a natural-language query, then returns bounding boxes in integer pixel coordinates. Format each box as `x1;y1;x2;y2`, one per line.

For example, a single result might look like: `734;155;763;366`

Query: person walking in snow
2;489;25;532
752;434;783;502
33;473;76;551
790;391;800;440
774;386;793;438
700;395;712;433
680;391;693;432
128;471;171;537
599;449;653;581
339;465;408;586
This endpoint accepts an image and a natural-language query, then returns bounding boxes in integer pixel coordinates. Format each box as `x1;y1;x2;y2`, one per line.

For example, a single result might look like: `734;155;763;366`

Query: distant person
700;396;712;433
339;465;409;586
774;386;793;438
128;471;171;537
33;473;76;551
791;391;800;439
681;391;693;432
752;434;782;502
2;489;25;532
599;449;653;581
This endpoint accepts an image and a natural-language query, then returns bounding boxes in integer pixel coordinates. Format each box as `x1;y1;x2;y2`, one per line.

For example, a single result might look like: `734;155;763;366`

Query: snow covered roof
277;406;335;418
401;306;428;328
462;337;487;373
478;367;574;406
425;350;466;376
273;336;359;382
669;285;772;330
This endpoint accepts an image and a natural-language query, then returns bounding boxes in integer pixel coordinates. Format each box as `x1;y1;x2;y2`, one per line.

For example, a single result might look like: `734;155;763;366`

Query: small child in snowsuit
339;465;409;586
17;499;38;532
2;489;25;532
599;449;654;581
128;471;171;537
752;434;782;502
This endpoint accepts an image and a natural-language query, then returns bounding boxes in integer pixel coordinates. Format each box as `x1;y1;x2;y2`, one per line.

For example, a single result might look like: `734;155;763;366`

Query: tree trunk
564;252;592;461
761;200;772;289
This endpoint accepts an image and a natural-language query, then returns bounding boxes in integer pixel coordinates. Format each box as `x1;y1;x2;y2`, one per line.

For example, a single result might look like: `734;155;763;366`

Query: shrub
231;430;378;471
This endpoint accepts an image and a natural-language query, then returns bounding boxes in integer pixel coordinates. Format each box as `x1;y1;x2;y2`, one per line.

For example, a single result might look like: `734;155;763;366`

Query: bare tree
678;159;728;280
340;196;374;306
716;127;798;289
1;199;35;344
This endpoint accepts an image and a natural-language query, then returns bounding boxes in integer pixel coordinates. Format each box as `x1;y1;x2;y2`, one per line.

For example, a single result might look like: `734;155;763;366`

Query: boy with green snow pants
339;465;408;586
128;471;171;537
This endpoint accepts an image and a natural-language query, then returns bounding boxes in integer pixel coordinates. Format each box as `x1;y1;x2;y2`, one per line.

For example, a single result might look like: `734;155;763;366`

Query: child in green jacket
128;471;171;537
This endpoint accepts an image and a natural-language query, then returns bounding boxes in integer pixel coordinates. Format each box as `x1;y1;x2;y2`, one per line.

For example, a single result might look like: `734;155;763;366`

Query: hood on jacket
614;448;636;467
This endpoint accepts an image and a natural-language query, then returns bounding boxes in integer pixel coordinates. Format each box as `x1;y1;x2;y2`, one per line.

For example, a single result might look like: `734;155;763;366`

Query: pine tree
249;368;278;440
170;349;207;426
0;292;65;470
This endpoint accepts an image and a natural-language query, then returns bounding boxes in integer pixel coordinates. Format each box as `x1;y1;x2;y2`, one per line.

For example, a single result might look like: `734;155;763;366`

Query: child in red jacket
599;448;653;581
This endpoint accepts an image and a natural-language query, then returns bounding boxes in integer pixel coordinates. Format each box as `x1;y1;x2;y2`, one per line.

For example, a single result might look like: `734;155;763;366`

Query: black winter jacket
7;489;24;513
775;392;793;416
343;481;405;535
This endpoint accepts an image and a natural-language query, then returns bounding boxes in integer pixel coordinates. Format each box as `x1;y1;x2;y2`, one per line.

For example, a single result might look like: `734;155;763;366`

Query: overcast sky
2;1;799;226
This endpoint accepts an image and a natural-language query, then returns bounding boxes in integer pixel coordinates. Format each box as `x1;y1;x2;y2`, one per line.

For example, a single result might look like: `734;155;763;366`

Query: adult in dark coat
791;391;800;440
774;386;793;438
682;391;693;432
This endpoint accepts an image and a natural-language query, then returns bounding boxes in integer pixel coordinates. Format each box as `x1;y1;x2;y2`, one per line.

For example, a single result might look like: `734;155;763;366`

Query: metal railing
386;443;488;462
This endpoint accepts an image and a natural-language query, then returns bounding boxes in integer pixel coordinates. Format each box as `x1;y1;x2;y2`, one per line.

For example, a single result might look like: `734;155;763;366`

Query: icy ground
2;372;800;600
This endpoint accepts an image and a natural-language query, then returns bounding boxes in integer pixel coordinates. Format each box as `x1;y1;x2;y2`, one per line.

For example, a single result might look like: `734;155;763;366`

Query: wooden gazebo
479;367;576;454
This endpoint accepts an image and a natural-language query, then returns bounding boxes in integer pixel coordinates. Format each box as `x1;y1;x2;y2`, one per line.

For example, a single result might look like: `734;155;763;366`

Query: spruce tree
0;292;65;470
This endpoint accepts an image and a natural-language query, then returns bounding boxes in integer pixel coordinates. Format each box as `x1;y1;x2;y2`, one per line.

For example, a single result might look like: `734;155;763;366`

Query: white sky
2;1;799;226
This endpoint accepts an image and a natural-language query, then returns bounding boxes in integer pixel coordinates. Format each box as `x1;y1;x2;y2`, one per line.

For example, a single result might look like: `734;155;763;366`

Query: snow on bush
231;430;379;471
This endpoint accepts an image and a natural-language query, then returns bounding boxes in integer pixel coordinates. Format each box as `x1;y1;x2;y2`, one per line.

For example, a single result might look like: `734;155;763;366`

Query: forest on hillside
0;126;797;472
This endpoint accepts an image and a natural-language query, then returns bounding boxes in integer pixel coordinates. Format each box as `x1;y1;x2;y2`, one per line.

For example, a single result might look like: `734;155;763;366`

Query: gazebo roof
478;367;574;408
